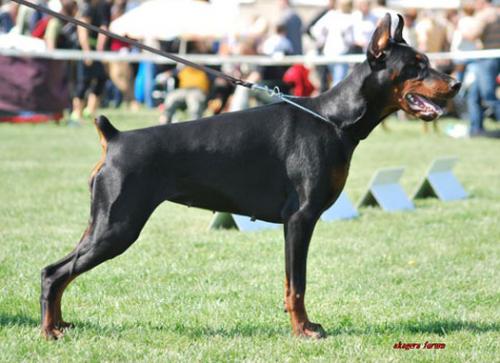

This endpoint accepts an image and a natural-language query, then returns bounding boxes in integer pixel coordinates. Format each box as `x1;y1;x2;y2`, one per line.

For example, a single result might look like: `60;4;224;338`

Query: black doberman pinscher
40;14;460;339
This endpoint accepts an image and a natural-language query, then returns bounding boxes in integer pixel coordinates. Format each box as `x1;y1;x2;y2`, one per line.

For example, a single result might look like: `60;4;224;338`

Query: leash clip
250;84;330;123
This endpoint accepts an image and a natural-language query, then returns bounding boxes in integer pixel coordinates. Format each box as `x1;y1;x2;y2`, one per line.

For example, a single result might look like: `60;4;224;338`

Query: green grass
0;109;499;362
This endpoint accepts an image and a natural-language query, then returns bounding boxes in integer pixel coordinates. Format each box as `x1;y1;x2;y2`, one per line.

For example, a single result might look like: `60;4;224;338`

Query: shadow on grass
0;313;39;327
73;320;289;338
328;320;500;337
1;313;498;339
78;318;500;339
0;313;287;338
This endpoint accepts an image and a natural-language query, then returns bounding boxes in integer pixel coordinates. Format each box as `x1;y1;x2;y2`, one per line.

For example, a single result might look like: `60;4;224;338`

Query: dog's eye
402;61;428;80
418;63;429;79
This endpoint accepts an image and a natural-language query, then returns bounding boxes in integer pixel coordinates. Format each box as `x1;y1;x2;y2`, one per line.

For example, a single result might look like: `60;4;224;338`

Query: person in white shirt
451;3;479;52
261;23;294;56
401;9;418;47
352;0;378;52
310;0;354;85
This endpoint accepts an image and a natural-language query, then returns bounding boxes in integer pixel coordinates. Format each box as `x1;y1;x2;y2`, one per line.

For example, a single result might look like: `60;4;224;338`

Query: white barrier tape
0;48;499;65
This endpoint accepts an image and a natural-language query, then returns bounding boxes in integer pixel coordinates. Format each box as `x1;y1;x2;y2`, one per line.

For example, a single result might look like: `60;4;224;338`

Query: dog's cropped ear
367;13;391;69
393;14;406;44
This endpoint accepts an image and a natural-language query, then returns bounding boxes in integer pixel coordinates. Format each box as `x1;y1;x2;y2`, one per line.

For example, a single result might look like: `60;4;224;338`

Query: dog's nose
450;80;461;93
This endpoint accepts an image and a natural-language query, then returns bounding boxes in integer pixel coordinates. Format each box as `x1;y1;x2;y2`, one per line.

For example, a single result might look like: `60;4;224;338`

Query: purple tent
0;56;68;122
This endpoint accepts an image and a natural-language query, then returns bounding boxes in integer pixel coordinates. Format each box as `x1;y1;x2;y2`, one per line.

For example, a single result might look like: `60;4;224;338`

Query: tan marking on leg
284;277;290;312
42;301;62;339
52;275;77;328
42;274;77;339
42;225;92;338
285;285;308;334
285;284;326;338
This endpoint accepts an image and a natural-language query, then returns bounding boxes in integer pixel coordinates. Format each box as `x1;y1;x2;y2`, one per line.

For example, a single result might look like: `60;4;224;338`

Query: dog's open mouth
405;93;443;121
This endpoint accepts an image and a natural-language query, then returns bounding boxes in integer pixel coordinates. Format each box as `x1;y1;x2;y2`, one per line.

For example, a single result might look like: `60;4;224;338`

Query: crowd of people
0;0;498;135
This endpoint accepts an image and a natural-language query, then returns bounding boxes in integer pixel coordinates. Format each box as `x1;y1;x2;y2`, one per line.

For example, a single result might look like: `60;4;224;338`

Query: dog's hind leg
40;250;80;338
283;202;326;339
40;169;159;339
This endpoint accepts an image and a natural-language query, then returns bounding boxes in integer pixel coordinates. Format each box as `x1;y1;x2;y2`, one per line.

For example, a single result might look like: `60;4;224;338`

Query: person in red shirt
283;64;315;97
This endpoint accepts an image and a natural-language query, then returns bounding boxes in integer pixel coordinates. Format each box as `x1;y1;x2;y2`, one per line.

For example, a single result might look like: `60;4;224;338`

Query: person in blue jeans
466;0;500;136
467;58;499;136
0;2;16;34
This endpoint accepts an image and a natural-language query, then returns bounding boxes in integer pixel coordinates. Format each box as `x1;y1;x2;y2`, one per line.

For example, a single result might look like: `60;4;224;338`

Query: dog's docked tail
95;115;119;141
90;115;119;188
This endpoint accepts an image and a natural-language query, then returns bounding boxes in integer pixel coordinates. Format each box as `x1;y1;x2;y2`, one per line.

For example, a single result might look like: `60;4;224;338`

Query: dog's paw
56;321;74;330
42;321;73;340
294;321;327;339
42;326;65;340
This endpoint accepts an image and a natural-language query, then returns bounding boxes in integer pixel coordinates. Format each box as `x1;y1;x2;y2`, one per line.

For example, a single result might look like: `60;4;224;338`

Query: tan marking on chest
330;165;349;199
390;70;400;81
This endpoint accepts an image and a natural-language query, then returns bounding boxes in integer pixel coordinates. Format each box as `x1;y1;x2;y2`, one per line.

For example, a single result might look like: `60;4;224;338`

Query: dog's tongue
408;94;443;117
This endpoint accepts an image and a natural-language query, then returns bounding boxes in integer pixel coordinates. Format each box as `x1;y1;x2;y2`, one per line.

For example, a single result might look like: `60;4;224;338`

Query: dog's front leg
284;208;326;339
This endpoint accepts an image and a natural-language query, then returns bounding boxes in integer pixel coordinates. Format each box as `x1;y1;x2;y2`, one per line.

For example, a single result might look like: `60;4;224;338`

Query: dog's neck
315;61;396;141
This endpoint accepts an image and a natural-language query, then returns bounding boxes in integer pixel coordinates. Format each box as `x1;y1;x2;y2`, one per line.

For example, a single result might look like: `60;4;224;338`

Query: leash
10;0;330;123
251;84;329;122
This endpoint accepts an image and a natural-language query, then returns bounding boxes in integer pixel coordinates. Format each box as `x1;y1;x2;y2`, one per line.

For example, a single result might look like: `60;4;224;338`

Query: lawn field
0;110;499;362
